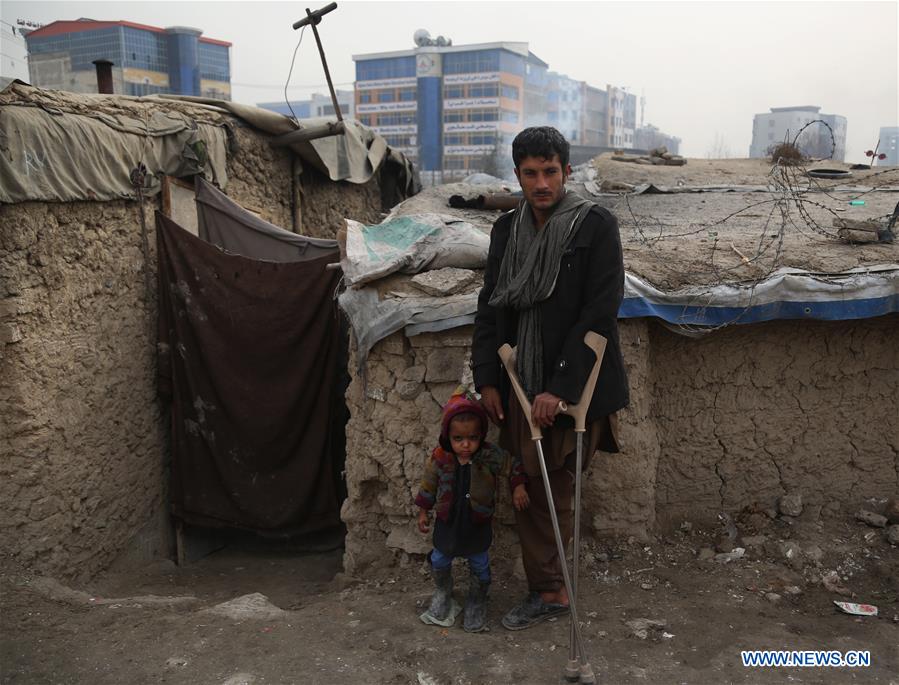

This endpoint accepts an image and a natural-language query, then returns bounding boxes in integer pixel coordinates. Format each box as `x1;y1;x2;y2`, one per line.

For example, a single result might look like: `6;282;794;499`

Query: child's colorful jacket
414;393;527;524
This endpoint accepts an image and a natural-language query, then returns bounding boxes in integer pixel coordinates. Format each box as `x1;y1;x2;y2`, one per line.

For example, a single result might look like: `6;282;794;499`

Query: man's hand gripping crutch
498;332;607;685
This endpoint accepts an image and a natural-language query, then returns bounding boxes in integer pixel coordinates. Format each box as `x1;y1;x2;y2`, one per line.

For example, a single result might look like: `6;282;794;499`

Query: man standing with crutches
472;127;629;680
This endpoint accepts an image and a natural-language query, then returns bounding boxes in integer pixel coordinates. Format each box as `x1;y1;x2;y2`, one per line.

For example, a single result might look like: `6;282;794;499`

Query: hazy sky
2;0;896;160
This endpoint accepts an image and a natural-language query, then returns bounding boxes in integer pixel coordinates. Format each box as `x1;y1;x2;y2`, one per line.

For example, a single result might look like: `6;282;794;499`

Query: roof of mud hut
337;155;899;360
0;80;417;205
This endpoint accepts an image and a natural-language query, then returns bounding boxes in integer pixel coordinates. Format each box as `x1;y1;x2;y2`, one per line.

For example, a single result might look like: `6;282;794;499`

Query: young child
415;392;529;632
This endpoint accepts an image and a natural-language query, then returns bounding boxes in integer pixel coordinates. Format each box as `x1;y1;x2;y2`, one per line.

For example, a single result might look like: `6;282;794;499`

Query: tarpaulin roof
338;181;899;351
0;80;417;203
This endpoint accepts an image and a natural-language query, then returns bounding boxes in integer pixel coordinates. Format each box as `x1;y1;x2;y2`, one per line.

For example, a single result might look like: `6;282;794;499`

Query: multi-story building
354;34;671;179
749;106;847;161
878;126;899;166
544;72;583;144
580;85;608;147
258;90;355;119
353;38;543;180
24;18;231;99
606;85;637;149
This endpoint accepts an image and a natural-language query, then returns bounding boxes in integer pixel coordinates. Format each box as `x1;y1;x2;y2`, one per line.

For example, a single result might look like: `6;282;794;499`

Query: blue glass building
25;19;231;99
353;41;545;179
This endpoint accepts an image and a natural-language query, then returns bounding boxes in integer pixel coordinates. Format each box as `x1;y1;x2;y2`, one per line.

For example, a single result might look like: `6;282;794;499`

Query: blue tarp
620;265;899;329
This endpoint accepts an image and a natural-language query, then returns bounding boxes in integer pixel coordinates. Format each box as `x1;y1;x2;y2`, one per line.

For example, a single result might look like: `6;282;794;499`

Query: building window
384;134;413;147
199;41;231;82
501;109;519;123
469;84;498;98
378;91;394;103
376;113;415;126
501;85;519;100
356;56;416;81
468;108;498;122
444;134;464;145
399;88;416;101
443;50;500;75
444;111;464;122
444;85;464;99
470;134;496;145
359;92;371;104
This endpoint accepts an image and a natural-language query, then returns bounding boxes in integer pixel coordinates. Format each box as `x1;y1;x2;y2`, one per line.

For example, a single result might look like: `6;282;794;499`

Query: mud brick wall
341;322;657;574
652;316;899;527
0;199;167;581
342;316;899;574
227;123;383;237
0;123;388;580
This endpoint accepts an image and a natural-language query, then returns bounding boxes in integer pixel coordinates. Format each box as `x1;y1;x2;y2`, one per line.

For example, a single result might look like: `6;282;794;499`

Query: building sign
416;52;442;78
372;125;417;135
443;97;500;110
124;68;169;87
357;102;418;114
356;77;417;91
444;145;495;156
443;72;500;85
444;122;499;133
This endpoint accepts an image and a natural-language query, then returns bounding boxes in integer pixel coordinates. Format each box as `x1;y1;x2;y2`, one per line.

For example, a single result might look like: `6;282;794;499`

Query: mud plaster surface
342;316;899;575
0;199;168;581
226;121;383;239
1;121;391;580
390;168;899;291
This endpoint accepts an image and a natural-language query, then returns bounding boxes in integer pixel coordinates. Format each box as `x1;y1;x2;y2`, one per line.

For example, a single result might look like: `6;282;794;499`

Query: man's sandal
501;591;569;631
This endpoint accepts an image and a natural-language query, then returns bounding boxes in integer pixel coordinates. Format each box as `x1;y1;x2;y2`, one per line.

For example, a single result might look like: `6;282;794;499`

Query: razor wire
611;121;899;334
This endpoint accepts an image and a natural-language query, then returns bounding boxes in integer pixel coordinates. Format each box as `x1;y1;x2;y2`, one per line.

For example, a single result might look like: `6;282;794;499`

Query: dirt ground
3;508;897;685
591;155;895;188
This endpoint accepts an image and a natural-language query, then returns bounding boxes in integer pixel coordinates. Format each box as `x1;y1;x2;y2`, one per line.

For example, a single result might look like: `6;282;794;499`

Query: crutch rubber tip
578;664;596;685
563;661;580;682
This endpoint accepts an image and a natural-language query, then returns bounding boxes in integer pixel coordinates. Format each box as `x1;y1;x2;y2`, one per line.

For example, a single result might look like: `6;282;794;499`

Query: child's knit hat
439;391;489;451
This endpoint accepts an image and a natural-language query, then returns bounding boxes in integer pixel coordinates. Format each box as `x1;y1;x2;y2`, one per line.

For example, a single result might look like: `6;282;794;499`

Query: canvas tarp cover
0;81;418;203
0;81;229;203
157;93;418;192
156;207;342;533
195;176;337;261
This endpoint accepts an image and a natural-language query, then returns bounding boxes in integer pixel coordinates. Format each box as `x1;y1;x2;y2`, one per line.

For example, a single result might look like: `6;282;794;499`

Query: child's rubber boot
463;571;490;632
420;566;461;626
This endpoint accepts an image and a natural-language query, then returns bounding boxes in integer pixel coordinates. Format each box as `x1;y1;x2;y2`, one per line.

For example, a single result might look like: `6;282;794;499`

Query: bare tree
475;140;509;179
706;132;733;159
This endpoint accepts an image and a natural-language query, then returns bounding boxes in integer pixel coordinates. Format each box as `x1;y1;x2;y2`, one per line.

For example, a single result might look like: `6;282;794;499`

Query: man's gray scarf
489;190;593;398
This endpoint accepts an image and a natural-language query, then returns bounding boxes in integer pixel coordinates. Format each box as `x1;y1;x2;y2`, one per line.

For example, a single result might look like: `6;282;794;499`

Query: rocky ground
2;496;897;685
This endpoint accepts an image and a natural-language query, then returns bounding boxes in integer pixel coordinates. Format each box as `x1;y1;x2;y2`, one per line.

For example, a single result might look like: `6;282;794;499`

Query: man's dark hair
512;126;570;169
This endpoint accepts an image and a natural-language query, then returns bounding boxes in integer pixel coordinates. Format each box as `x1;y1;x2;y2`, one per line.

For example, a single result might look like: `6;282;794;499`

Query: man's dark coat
471;204;629;424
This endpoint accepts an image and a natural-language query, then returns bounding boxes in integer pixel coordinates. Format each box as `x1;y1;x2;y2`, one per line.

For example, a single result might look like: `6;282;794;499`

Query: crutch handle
497;343;543;441
557;332;607;433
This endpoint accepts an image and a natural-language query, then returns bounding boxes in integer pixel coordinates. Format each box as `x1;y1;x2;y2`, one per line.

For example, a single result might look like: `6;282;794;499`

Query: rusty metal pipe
271;120;346;146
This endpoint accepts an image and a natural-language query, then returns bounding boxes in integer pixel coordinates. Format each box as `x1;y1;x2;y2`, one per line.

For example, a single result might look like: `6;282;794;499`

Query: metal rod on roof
292;3;343;124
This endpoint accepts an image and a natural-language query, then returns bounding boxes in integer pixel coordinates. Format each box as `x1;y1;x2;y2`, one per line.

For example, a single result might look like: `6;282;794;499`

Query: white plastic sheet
341;213;489;287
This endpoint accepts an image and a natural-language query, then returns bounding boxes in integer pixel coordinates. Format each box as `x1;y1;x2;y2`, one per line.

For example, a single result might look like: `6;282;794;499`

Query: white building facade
750;106;847;161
